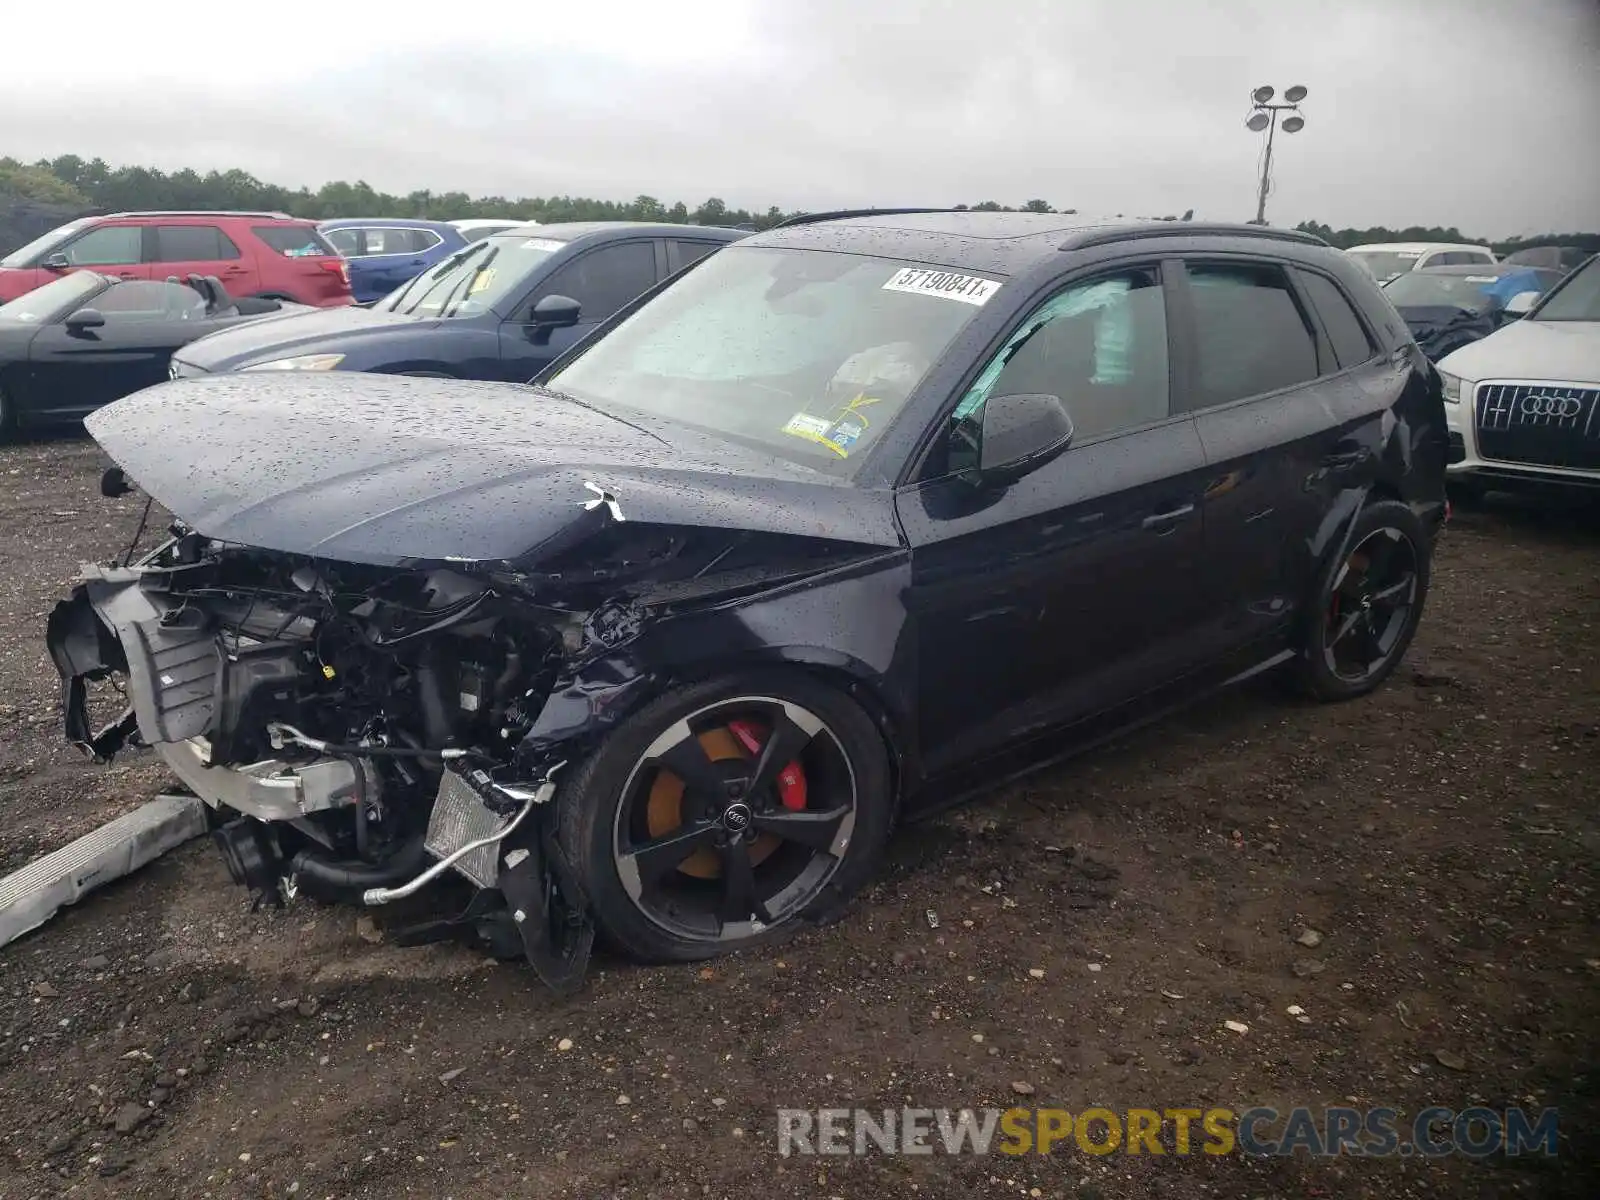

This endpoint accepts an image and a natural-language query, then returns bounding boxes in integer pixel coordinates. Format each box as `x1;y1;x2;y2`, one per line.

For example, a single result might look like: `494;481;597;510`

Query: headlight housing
1437;370;1465;404
240;353;345;372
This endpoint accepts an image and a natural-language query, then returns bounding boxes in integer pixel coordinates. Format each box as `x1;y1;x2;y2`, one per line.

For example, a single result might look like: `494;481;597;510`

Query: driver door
896;262;1217;776
25;281;198;418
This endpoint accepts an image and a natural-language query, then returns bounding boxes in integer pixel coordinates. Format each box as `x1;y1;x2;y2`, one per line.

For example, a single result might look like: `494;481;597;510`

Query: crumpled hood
85;374;895;566
172;303;424;370
1437;317;1600;383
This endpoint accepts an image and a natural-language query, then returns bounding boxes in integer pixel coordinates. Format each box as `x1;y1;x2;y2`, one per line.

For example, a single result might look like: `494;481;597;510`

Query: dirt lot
1;434;1596;1200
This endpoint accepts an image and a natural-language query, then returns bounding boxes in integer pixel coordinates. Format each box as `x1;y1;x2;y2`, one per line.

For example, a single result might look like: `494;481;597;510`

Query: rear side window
1185;262;1319;408
153;225;241;262
253;225;337;258
669;239;722;273
1297;271;1376;369
93;280;207;321
323;228;360;255
538;240;659;323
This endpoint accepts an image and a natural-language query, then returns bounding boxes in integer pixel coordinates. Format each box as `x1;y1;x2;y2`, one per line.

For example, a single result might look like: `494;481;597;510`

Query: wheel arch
521;643;915;812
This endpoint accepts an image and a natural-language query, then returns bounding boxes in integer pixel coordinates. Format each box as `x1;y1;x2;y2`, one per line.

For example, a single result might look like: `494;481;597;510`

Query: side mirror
41;252;71;271
1501;290;1539;319
65;308;106;333
530;294;581;328
972;393;1075;484
526;294;581;345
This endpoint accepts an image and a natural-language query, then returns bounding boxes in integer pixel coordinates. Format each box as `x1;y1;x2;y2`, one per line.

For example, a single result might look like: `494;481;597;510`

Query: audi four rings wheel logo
1519;394;1583;419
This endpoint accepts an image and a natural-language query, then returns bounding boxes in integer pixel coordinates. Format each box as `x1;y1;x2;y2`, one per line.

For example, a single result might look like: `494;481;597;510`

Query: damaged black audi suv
47;210;1447;993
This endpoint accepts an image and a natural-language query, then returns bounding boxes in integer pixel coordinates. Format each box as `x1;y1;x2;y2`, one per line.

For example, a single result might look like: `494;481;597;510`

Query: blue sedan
318;219;468;304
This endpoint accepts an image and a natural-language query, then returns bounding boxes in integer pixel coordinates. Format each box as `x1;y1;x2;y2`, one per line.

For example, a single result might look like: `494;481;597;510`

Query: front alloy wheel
558;673;892;962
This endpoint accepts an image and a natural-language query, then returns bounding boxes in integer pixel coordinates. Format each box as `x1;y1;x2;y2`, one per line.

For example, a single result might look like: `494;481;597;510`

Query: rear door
360;227;440;300
898;261;1218;774
147;224;259;296
1175;257;1394;654
497;238;662;379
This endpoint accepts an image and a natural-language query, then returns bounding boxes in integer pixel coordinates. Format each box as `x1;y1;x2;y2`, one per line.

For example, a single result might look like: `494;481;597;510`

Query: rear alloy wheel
1294;499;1431;701
557;673;892;962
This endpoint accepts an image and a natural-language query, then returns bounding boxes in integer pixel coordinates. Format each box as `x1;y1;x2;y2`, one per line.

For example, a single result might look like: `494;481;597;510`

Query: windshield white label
522;238;565;252
1465;275;1498;283
882;267;1001;306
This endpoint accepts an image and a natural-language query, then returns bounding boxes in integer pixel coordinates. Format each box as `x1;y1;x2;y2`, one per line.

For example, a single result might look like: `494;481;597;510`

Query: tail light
319;259;350;286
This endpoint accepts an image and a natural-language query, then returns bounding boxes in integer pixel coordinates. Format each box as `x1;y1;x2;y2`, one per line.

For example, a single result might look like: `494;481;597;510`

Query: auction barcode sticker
882;267;1002;306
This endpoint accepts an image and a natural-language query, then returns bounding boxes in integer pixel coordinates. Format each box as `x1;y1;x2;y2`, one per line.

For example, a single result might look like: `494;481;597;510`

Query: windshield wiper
530;385;670;446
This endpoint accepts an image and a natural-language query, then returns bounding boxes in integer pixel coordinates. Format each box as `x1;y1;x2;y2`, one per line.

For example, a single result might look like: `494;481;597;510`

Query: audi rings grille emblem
1519;394;1583;419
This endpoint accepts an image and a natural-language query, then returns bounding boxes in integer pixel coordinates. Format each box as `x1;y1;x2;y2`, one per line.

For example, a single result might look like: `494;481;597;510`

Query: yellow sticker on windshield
467;268;496;295
782;412;849;457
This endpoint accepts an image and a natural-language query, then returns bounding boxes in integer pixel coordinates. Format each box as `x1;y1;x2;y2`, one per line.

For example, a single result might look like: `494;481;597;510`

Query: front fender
515;555;919;784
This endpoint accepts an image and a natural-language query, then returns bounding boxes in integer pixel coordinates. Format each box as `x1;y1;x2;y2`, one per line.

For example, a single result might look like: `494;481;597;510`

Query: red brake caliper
727;719;807;811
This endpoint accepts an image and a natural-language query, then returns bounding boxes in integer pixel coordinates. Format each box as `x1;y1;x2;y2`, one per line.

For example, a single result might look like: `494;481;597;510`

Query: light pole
1246;84;1307;225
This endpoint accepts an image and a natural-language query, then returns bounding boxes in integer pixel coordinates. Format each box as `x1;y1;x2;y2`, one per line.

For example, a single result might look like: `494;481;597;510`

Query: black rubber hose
416;647;455;751
289;832;428;891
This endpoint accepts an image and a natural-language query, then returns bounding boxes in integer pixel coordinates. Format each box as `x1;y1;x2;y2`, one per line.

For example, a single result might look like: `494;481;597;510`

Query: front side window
1530;257;1600;322
0;219;94;268
153;225;240;262
945;268;1169;472
375;234;564;317
1186;263;1319;407
547;245;1000;475
62;225;143;266
91;280;207;322
537;241;658;323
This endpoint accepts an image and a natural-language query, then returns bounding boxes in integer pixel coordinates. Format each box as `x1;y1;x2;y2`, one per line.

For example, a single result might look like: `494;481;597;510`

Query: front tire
556;671;893;963
1293;499;1431;702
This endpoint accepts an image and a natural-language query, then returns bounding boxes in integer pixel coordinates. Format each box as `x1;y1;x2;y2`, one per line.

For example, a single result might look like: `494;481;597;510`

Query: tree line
2;155;1593;256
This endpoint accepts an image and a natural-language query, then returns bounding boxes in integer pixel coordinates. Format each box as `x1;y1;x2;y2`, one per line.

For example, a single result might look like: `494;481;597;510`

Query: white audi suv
1436;254;1600;502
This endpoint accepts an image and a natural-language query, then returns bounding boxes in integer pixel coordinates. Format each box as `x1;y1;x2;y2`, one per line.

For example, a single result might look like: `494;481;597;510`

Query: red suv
0;212;353;306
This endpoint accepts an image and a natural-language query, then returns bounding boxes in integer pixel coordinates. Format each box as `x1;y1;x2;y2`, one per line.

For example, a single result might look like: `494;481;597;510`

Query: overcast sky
5;0;1596;236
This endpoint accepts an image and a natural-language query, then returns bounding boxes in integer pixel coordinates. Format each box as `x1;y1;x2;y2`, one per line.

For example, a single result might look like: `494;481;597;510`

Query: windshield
0;271;104;323
546;246;1001;475
1383;272;1502;313
0;219;93;269
1349;250;1423;282
372;233;563;317
1532;257;1600;322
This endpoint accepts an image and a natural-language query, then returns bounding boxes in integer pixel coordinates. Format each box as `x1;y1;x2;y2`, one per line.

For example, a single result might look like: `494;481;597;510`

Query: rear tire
556;670;893;964
0;386;13;442
1292;499;1431;702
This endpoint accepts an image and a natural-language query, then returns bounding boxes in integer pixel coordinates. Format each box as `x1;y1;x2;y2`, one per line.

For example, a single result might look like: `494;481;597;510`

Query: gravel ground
1;434;1597;1200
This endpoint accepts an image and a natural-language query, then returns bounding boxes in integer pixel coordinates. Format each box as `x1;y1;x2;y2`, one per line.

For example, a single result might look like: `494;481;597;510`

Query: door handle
1142;503;1195;530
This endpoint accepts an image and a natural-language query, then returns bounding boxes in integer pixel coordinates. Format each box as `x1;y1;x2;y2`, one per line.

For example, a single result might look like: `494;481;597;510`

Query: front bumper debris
0;795;208;950
156;736;368;821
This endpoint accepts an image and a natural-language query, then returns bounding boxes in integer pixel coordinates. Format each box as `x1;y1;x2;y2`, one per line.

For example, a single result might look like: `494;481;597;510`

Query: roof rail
102;210;296;220
1067;222;1328;250
775;207;965;229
